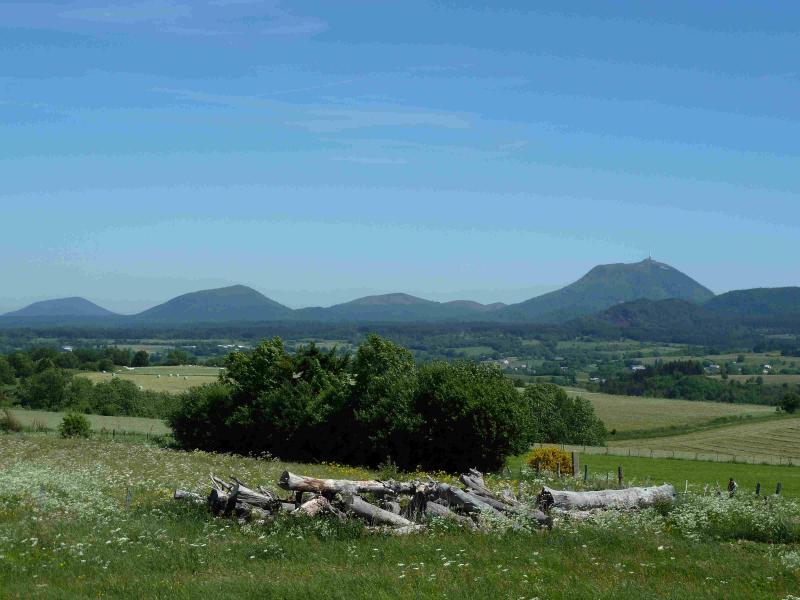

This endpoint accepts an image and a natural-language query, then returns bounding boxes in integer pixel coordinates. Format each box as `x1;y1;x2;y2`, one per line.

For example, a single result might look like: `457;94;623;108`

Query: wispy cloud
293;108;470;133
56;0;325;37
60;1;191;24
260;19;327;36
155;87;471;134
331;156;408;165
499;140;529;150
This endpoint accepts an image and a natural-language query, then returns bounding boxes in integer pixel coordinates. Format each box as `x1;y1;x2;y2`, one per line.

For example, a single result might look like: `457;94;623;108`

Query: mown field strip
77;365;221;394
562;387;774;433
539;417;800;464
6;409;170;435
708;374;800;385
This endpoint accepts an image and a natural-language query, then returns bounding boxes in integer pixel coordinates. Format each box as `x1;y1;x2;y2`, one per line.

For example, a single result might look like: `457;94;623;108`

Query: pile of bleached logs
174;468;552;533
174;469;676;533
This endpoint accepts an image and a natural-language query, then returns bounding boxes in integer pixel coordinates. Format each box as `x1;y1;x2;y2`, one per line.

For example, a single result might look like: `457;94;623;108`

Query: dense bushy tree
132;350;150;367
349;335;420;466
412;361;530;472
55;352;79;370
0;356;15;385
35;358;56;373
523;383;607;446
781;392;800;414
7;352;35;379
17;368;74;410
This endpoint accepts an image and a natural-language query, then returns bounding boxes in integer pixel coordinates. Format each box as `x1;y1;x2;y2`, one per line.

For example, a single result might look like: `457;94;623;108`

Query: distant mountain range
2;260;797;328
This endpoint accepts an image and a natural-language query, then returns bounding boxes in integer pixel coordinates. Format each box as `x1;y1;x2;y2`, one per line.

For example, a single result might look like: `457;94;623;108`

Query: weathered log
174;489;204;504
538;484;676;511
230;481;280;511
210;474;233;492
382;500;401;515
279;471;394;495
402;484;428;522
460;470;519;505
433;483;503;517
294;496;335;517
341;494;414;527
425;501;477;528
234;501;272;522
208;488;231;515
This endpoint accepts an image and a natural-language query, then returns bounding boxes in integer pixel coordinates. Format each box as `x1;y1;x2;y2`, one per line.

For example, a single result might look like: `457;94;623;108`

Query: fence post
776;482;783;496
755;482;761;496
571;452;580;479
617;466;624;488
556;463;561;478
583;464;589;483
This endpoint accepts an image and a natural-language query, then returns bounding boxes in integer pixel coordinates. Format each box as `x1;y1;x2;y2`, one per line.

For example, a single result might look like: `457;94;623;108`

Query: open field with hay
613;417;800;464
0;433;798;599
562;387;775;434
77;365;222;394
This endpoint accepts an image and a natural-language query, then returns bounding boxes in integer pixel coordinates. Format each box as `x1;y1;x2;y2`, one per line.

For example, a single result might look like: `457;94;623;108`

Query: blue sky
1;1;798;312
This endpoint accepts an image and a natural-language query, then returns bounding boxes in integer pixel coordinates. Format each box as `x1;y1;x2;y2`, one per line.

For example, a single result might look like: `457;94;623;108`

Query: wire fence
531;443;798;467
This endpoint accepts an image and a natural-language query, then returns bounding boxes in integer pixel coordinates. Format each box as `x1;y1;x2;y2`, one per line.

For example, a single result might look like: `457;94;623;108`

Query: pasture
0;434;798;599
508;451;800;500
562;387;775;434
709;374;800;385
614;417;800;464
77;365;222;394
5;409;170;436
578;454;800;500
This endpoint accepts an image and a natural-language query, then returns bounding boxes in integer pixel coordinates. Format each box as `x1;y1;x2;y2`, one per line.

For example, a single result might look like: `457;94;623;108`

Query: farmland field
1;434;798;599
77;365;222;394
507;451;800;499
614;417;800;463
562;387;775;434
709;374;800;385
5;409;170;435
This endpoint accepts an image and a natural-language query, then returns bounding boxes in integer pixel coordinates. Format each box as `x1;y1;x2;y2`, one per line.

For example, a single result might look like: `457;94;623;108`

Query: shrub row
169;335;607;472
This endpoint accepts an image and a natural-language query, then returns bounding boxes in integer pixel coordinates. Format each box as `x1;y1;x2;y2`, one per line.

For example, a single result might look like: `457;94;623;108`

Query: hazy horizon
2;2;798;311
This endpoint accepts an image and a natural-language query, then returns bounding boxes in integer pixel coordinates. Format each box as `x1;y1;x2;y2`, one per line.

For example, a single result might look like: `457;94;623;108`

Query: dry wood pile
174;469;676;534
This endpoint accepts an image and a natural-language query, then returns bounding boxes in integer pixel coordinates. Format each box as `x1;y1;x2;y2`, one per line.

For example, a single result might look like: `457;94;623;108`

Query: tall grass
0;434;798;598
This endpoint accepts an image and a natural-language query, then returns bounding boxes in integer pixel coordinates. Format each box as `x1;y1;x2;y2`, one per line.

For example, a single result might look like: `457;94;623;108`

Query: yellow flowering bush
524;447;573;475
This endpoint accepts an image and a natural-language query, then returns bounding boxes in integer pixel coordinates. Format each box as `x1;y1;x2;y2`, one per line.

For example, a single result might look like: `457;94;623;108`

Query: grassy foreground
1;434;799;599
